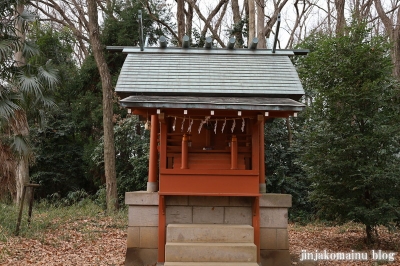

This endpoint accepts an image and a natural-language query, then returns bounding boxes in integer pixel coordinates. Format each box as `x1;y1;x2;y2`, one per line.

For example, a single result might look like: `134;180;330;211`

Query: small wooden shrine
110;38;306;266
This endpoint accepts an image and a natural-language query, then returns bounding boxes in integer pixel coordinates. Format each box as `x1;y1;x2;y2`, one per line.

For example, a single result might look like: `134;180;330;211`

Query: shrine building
110;37;307;266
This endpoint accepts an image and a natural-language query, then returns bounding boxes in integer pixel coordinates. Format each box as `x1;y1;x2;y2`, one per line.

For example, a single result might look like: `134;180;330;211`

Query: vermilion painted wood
154;110;264;263
166;148;252;153
159;173;259;195
160;123;168;170
251;121;260;172
231;135;238;169
160;169;257;175
148;115;159;183
172;154;247;170
181;135;188;169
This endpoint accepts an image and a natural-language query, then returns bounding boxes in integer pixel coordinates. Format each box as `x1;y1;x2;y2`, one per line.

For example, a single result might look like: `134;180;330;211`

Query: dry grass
0;201;127;266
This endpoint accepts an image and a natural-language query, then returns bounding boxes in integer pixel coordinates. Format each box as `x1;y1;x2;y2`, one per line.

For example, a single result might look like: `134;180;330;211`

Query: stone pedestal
259;193;292;266
125;191;159;266
125;192;292;266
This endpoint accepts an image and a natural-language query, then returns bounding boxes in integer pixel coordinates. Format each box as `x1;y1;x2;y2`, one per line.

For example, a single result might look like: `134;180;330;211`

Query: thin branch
186;0;228;47
142;0;179;41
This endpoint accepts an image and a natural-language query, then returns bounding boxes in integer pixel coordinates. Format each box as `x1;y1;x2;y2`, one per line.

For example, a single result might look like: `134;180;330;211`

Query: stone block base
125;192;292;266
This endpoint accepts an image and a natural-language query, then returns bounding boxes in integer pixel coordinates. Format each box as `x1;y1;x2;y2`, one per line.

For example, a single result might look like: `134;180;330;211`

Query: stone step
166;224;254;243
165;242;257;262
164;263;259;266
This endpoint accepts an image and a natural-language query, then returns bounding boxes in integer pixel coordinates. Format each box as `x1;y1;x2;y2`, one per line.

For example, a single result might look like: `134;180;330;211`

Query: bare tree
231;0;244;47
214;0;229;39
335;0;346;34
261;0;289;47
186;0;228;47
248;0;256;47
185;1;194;40
143;1;179;42
177;0;185;45
352;0;373;21
256;0;266;48
87;0;118;212
285;0;314;48
31;0;90;63
32;0;119;212
374;0;400;78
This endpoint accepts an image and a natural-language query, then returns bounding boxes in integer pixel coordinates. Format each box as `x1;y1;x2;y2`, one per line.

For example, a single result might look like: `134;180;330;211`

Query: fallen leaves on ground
0;217;126;266
289;223;400;266
1;218;400;265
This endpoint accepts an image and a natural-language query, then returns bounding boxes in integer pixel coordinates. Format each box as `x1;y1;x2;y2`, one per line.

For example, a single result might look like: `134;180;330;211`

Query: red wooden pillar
258;115;266;193
231;135;238;169
147;115;159;192
181;134;188;169
159;120;167;170
252;119;260;172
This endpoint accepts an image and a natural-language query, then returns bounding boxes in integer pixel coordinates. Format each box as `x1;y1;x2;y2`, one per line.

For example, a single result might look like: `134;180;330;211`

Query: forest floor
290;222;400;265
0;201;399;266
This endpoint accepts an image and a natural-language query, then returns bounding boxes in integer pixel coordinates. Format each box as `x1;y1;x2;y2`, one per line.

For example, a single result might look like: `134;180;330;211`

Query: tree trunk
335;0;346;35
256;0;266;48
393;9;400;78
14;3;30;206
327;0;332;36
374;0;400;79
14;4;26;67
186;2;194;40
248;0;255;47
366;224;373;244
187;0;228;47
87;0;118;212
262;0;289;42
177;0;185;45
231;0;244;47
16;156;30;206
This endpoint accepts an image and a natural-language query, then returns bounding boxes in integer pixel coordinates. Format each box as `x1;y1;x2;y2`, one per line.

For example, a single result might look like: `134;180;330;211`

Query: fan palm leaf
0;0;59;200
38;61;59;88
0;87;21;121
